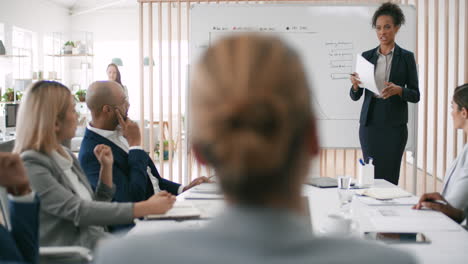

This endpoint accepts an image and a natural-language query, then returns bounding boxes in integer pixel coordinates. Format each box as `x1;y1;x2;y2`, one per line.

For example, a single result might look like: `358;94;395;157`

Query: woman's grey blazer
442;144;468;218
21;148;134;249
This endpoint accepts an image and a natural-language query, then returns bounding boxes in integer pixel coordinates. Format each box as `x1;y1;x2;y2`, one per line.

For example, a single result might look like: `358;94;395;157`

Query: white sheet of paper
355;187;412;200
145;200;201;220
190;183;221;194
366;206;462;232
184;192;224;200
355;54;380;96
357;196;420;206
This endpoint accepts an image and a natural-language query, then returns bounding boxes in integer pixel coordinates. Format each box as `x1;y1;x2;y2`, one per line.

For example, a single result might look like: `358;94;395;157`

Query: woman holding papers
13;81;175;250
349;2;420;185
414;84;468;224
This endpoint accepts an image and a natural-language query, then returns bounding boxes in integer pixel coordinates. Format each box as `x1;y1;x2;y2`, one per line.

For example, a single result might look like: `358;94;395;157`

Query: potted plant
75;89;86;102
2;88;15;102
16;91;23;101
63;41;75;54
155;140;175;161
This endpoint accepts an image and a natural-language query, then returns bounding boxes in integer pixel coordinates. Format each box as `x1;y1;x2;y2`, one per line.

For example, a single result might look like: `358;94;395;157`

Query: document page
145;200;201;220
355;54;380;96
355;187;412;200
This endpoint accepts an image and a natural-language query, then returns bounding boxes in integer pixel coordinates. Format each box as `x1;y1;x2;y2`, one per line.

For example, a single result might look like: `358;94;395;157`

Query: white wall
71;6;190;121
71;8;140;118
0;0;70;69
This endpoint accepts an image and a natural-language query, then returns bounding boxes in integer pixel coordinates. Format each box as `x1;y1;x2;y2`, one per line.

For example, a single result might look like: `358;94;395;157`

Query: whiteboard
190;4;417;151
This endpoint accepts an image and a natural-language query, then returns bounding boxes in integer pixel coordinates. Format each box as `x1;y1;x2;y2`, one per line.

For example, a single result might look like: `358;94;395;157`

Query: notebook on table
145;201;201;220
355;188;412;200
306;177;355;188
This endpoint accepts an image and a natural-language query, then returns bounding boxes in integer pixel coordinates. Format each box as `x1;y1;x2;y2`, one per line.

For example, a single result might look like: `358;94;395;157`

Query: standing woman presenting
350;2;419;185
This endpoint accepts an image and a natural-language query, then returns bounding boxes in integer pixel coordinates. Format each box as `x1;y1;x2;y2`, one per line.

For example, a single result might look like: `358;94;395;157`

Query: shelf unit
0;24;33;103
44;31;94;92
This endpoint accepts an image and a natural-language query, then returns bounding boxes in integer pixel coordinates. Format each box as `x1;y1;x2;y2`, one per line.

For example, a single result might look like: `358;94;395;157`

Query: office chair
0;187;93;263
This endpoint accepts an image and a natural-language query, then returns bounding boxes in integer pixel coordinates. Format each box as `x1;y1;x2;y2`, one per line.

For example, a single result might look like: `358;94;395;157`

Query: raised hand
115;109;141;147
0;153;31;196
94;144;114;168
94;144;114;187
182;176;213;192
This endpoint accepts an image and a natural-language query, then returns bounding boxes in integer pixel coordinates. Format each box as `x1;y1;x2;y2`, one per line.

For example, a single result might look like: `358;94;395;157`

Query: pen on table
359;158;365;166
207;175;216;182
425;199;448;206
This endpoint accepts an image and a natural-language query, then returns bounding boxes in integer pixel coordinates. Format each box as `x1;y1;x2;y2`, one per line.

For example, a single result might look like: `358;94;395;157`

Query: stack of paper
184;192;224;200
145;201;201;220
355;187;412;200
357;196;419;206
190;183;221;194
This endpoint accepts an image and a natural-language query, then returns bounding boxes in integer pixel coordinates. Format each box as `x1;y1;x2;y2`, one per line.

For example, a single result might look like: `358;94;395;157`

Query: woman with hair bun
349;2;420;185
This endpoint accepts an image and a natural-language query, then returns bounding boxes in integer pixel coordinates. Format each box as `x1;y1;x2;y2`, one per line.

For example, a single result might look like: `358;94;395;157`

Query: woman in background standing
107;63;127;97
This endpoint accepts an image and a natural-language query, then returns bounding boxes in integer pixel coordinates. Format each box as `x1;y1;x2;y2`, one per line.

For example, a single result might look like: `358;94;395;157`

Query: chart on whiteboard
190;4;417;149
209;31;361;121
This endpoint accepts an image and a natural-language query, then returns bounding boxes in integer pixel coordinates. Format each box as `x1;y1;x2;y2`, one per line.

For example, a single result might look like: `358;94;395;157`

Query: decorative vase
0;40;5;55
63;45;73;54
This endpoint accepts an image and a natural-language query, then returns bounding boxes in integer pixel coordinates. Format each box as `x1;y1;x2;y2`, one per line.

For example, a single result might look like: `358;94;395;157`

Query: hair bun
224;101;279;139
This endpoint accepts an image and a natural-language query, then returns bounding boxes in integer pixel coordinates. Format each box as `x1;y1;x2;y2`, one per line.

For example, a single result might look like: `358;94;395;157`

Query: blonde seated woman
94;35;416;264
13;81;175;251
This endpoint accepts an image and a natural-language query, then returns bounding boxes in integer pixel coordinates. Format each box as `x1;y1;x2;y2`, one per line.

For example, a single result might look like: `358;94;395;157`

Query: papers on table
128;219;208;236
184;192;224;200
367;207;462;232
355;187;412;200
190;183;221;194
145;201;201;220
190;200;225;219
355;54;380;96
357;195;419;206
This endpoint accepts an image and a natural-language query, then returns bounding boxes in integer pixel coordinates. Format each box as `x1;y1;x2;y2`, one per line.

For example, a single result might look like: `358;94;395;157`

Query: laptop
307;177;355;188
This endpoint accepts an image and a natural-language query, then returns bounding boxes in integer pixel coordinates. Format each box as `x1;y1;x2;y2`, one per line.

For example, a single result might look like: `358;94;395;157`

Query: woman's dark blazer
349;44;420;126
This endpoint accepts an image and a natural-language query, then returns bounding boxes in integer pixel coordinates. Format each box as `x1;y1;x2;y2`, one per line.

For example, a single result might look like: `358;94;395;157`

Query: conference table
128;179;468;264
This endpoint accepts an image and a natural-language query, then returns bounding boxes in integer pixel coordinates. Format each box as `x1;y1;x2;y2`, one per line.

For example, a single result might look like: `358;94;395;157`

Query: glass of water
337;176;353;212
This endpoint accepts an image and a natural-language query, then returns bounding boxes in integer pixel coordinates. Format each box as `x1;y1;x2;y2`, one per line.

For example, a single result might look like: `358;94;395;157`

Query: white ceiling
47;0;137;14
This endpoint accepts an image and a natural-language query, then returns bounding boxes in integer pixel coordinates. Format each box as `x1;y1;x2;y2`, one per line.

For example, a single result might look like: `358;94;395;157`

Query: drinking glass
337;175;353;212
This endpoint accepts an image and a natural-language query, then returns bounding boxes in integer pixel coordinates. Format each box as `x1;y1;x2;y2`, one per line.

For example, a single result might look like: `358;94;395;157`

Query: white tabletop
129;180;468;264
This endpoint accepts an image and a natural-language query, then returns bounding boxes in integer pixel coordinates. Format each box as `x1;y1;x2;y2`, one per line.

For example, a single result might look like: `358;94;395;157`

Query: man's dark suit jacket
350;44;420;126
79;128;181;205
0;197;40;264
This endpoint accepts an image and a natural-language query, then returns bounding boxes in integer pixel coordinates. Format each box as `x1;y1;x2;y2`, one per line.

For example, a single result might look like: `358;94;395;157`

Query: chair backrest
0;139;15;152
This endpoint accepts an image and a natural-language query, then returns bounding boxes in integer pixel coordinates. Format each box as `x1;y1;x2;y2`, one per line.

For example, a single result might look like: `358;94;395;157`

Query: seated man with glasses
79;81;209;231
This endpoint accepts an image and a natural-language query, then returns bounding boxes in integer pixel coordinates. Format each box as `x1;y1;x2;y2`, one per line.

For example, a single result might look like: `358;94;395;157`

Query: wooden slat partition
422;0;428;193
136;0;467;194
432;0;439;192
